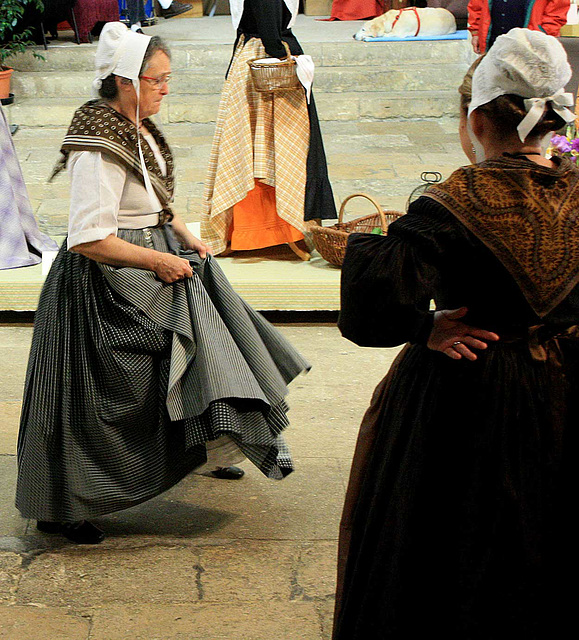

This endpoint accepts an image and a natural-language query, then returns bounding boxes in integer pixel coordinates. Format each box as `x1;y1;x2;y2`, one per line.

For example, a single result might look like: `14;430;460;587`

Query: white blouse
67;133;168;250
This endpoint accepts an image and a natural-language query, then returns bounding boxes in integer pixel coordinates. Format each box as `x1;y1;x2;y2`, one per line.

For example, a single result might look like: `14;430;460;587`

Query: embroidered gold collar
424;155;579;317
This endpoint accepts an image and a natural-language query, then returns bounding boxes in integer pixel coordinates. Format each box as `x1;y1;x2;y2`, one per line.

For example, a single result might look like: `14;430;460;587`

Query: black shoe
37;520;105;544
209;466;245;480
160;2;192;19
62;521;105;544
37;520;64;534
135;28;145;34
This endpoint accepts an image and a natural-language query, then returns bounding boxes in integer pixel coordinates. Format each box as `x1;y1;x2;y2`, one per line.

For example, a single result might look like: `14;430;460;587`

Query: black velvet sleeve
338;202;447;348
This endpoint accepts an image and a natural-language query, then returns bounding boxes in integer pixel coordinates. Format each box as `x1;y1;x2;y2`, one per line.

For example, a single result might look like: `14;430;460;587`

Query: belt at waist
501;324;579;364
502;325;579;464
117;209;172;229
117;213;159;229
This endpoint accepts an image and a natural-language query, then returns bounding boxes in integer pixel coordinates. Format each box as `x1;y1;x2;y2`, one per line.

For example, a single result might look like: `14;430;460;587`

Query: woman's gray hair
98;36;171;101
140;36;171;74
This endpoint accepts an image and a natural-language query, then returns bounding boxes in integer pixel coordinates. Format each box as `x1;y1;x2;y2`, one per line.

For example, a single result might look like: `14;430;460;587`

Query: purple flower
551;134;572;153
570;138;579;153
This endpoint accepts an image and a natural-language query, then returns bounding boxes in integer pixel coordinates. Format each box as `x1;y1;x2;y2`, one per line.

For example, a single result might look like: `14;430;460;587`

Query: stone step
6;37;471;124
9;39;471;73
5;90;460;128
11;63;469;98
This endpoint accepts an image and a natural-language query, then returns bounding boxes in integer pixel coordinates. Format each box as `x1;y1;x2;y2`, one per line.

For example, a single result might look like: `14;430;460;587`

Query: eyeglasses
140;74;172;89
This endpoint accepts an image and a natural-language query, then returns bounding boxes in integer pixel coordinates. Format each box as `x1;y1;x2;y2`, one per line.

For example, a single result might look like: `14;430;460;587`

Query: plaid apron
202;36;310;254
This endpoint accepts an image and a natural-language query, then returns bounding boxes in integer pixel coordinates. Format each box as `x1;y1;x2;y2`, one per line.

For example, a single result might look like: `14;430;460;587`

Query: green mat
0;240;341;312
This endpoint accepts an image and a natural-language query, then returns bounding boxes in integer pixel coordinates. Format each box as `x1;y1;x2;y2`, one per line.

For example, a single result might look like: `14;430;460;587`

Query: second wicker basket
310;193;404;267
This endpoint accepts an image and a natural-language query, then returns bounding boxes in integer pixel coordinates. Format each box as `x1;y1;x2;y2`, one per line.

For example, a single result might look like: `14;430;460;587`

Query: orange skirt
230;181;304;251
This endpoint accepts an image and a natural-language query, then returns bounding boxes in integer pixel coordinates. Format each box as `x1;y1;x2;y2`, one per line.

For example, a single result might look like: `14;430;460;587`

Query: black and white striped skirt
16;226;310;522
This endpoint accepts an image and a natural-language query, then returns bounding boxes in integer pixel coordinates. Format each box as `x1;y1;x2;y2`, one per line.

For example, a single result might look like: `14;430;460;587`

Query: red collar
391;6;421;38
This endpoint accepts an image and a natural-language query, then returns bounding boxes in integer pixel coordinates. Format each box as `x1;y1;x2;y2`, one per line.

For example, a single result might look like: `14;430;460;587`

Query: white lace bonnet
92;22;151;99
468;28;574;142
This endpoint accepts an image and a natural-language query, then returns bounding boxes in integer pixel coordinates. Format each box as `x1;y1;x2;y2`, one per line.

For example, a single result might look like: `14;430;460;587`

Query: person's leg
126;0;147;27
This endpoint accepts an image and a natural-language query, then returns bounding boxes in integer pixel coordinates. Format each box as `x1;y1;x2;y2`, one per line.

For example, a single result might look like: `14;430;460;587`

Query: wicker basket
247;42;301;93
311;193;404;267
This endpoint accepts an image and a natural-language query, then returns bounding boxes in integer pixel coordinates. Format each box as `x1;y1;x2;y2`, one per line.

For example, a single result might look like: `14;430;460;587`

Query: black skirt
16;226;310;522
334;340;577;639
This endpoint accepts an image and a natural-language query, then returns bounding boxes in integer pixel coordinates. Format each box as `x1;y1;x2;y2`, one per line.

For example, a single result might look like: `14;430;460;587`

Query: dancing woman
16;23;310;544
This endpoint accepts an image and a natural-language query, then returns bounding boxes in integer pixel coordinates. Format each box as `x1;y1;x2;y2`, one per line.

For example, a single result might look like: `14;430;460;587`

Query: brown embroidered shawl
424;156;579;317
55;100;175;209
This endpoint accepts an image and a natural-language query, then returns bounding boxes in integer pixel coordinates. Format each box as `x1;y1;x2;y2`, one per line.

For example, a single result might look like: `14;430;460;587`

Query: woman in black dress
333;28;578;638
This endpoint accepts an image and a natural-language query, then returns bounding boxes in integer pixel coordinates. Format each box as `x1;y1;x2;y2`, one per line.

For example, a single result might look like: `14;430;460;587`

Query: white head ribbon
518;89;575;142
468;28;574;142
295;55;315;104
229;0;299;30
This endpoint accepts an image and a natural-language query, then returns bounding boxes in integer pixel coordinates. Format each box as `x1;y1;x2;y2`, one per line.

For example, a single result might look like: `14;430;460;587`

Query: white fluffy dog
354;7;457;40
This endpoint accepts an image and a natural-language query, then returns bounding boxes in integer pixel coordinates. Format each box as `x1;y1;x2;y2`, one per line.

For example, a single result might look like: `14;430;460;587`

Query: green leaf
0;0;46;67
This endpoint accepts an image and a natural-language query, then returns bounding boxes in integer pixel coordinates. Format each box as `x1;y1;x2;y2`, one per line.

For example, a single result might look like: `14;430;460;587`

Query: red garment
329;0;385;21
467;0;570;53
230;181;304;251
74;0;119;43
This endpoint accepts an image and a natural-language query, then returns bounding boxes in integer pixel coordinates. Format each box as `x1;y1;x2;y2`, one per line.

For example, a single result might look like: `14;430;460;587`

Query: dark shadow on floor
94;498;238;537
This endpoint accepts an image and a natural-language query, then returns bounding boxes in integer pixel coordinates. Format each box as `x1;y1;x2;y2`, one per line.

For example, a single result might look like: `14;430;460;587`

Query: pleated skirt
333;341;578;639
16;226;310;522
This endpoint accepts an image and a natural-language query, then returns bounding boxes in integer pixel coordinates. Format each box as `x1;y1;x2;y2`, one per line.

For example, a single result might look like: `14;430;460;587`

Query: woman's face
138;51;171;119
459;108;477;164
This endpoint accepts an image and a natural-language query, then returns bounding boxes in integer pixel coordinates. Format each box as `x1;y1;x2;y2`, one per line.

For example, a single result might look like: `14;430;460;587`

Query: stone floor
0;322;401;639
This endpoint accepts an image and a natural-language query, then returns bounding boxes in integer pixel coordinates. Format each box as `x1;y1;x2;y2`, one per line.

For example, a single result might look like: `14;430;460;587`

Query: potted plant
1;0;45;102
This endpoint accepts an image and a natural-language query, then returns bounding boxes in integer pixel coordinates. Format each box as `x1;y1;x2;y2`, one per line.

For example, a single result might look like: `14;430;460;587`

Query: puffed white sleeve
67;150;127;250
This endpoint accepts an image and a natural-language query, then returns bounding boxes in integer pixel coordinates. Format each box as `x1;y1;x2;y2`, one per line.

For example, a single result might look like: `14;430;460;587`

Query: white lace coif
92;22;151;98
468;28;575;142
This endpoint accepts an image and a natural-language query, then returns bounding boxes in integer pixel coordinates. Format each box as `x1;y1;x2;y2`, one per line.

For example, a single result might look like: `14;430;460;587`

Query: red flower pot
0;67;14;100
